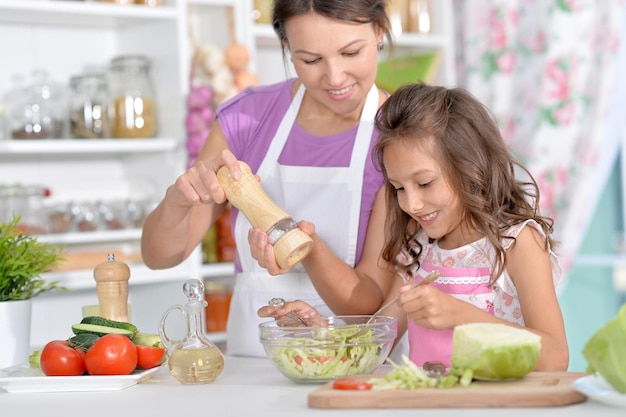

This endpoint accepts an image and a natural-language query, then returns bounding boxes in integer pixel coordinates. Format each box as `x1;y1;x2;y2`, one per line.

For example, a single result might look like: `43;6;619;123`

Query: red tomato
85;334;138;375
135;345;165;369
40;340;86;376
332;377;373;390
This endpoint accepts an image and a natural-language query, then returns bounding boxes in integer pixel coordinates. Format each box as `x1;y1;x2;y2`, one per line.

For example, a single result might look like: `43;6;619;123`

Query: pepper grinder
93;253;130;322
217;161;313;269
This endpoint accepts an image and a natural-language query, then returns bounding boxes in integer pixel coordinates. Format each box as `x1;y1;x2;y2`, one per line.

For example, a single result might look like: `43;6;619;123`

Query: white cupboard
0;0;455;347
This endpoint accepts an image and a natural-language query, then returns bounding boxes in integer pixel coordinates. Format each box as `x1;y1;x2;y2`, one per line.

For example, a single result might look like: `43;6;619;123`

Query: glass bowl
259;315;397;384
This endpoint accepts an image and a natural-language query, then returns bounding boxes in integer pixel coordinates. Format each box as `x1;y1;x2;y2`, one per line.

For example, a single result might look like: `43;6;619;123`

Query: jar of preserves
204;280;232;333
109;55;157;138
68;73;110;139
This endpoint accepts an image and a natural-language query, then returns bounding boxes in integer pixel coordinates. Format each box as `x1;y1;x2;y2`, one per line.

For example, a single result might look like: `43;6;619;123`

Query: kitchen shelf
0;138;179;155
38;228;142;245
252;23;449;50
0;0;177;28
45;262;192;291
43;261;234;291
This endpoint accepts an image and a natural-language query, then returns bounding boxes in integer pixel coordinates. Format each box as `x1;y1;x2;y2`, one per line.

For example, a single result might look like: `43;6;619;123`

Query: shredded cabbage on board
368;355;472;390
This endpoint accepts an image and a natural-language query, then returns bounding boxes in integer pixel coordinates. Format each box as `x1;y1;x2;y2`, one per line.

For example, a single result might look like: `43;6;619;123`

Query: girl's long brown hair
374;83;556;283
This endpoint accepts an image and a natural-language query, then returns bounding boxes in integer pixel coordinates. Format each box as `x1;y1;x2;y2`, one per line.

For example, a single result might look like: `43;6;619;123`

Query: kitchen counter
0;356;623;417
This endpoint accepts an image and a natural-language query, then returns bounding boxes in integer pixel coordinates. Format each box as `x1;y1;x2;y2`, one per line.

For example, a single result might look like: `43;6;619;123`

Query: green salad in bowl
259;315;397;384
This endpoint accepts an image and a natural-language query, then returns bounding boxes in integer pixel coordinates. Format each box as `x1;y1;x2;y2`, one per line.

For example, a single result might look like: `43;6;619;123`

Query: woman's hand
167;148;241;207
257;299;326;326
248;220;316;275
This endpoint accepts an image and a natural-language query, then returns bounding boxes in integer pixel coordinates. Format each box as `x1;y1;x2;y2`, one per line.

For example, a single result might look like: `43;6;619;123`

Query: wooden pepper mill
217;161;313;269
93;253;130;322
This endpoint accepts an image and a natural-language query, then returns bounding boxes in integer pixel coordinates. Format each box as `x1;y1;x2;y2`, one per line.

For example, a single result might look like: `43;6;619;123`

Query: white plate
0;364;159;393
573;374;626;408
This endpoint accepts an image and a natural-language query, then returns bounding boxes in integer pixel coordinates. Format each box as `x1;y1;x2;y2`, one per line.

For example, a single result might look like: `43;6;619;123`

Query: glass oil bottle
159;278;224;384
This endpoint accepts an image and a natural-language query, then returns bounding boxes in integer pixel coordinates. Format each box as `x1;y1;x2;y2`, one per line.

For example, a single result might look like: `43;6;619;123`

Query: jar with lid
204;280;232;332
0;184;50;234
109;55;157;138
6;70;65;140
68;73;110;139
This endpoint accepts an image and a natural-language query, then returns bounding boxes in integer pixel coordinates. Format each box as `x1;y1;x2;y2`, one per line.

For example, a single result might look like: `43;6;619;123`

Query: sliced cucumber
72;323;136;337
80;316;138;333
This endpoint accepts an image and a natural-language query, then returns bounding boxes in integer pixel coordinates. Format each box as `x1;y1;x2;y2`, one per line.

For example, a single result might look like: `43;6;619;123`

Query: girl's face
383;138;475;249
283;13;381;118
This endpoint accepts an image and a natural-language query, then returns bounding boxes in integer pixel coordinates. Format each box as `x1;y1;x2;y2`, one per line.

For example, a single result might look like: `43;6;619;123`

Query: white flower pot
0;299;32;369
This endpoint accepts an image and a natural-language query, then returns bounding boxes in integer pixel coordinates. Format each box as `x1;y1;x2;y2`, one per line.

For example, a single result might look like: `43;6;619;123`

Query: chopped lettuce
369;355;466;389
28;348;42;368
583;303;626;393
268;326;386;382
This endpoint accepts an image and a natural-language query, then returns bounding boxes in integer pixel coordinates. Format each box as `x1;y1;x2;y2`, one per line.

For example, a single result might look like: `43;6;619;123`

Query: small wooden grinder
93;253;130;322
217;161;313;269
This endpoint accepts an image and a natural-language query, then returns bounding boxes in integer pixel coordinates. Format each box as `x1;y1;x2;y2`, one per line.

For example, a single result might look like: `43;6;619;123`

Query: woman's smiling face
382;138;471;248
283;13;381;117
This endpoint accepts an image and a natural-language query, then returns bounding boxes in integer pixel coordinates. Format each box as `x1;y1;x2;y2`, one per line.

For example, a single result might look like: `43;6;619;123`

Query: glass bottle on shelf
68;73;110;139
408;0;431;34
204;279;232;333
387;0;409;37
6;70;65;140
109;55;158;139
0;184;50;234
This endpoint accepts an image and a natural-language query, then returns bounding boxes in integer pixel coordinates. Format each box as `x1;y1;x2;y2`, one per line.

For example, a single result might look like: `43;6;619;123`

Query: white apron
226;84;378;357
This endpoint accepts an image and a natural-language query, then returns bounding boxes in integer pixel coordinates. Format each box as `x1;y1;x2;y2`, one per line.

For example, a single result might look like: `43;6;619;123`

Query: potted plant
0;216;65;368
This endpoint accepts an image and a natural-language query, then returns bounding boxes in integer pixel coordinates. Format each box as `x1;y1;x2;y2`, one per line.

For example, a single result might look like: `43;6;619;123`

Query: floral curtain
453;0;625;277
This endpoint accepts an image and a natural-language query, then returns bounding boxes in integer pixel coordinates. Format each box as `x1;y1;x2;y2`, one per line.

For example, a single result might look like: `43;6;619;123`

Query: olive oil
160;279;225;384
168;346;224;384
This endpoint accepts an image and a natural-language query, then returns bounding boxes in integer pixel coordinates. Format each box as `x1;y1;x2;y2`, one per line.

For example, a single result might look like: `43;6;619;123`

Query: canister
68;73;110;139
204;280;232;333
109;55;157;138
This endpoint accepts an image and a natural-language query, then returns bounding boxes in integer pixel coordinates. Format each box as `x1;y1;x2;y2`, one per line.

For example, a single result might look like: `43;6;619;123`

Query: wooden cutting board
308;371;588;409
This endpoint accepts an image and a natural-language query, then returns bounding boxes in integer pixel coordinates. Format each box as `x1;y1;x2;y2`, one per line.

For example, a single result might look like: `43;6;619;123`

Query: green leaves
0;216;66;301
583;304;626;393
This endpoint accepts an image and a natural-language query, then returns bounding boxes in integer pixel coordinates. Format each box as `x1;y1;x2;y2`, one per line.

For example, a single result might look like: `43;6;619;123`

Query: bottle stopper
93;253;130;322
217;161;313;269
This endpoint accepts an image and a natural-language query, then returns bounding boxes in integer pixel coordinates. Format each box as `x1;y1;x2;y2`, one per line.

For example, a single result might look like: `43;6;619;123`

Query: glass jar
6;70;65;140
408;0;431;34
109;55;157;138
0;184;50;234
204;280;232;332
68;73;110;139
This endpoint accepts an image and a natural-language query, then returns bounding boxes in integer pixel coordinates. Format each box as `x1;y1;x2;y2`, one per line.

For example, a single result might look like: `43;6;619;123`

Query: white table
0;356;623;417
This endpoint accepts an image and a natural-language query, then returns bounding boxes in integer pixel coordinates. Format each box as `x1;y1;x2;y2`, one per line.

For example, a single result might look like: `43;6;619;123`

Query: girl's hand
167;149;241;207
248;220;315;275
396;285;464;330
257;299;325;326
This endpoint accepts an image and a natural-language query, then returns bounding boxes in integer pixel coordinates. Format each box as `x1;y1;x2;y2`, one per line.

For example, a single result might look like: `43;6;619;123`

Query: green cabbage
450;323;541;380
583;303;626;393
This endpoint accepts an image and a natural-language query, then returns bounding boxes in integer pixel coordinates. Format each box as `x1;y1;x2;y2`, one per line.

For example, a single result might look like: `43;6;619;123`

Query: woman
141;0;397;357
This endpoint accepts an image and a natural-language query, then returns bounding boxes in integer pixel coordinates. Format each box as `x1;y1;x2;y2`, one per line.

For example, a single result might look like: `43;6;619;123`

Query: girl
371;83;569;370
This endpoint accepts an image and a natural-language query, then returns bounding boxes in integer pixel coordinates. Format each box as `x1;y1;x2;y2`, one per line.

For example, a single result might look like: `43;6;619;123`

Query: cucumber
68;333;100;351
72;323;136;337
80;316;138;333
132;332;164;348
